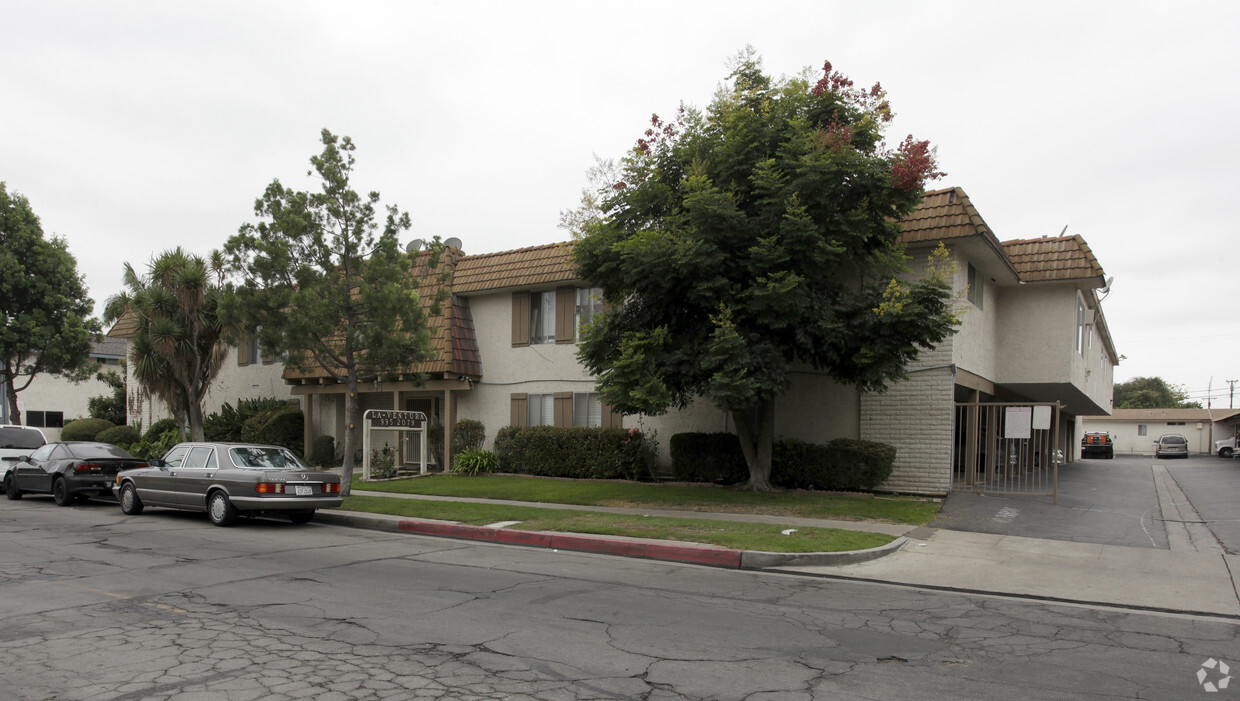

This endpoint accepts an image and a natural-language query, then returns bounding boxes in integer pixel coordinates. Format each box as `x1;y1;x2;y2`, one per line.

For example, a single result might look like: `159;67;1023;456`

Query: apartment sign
1004;406;1033;439
366;410;426;429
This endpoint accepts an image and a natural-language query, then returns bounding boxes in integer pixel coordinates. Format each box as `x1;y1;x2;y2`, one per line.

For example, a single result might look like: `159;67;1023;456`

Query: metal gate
952;402;1060;503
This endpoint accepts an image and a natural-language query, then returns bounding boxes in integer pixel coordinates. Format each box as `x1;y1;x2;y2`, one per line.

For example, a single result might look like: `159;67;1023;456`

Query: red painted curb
397;520;743;568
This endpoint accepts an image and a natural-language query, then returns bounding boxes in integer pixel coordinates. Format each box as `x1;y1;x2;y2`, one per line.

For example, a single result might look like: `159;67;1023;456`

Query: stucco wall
1079;417;1218;455
11;363;121;441
946;249;999;380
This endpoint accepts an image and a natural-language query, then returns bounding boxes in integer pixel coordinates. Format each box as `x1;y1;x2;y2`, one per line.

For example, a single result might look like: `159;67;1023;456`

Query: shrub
770;437;896;491
368;445;397;479
96;424;141;449
205;397;291;442
309;435;336;468
61;418;115;441
668;432;749;484
241;408;304;456
127;428;182;460
493;425;657;481
143;418;179;444
452;448;497;475
452;419;486;455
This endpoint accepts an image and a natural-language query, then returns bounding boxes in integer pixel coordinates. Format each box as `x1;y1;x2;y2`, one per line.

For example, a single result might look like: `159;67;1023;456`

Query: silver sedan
114;442;343;526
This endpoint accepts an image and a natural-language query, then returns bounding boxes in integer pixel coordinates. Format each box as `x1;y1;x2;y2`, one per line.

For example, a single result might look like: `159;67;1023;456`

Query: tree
103;248;230;441
573;51;959;491
220;129;445;496
0;182;100;423
1113;376;1200;409
88;362;128;426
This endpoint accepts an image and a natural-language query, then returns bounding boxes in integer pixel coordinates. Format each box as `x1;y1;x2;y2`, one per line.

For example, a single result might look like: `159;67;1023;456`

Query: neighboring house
1079;408;1240;455
0;339;128;441
107;186;1118;495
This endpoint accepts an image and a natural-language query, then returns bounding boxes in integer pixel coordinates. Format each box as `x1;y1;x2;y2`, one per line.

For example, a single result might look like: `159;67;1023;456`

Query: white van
0;424;47;479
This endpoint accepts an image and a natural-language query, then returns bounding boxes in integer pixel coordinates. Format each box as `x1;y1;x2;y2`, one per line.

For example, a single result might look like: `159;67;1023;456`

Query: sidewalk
323;489;1240;618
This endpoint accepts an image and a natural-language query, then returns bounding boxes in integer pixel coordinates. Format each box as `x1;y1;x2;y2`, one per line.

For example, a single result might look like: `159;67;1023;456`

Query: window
1167;421;1186;426
575;288;605;341
966;263;983;309
184;446;217;468
1137;425;1147;436
25;411;64;428
573;393;603;428
527;393;555;426
1076;298;1087;355
529;291;556;344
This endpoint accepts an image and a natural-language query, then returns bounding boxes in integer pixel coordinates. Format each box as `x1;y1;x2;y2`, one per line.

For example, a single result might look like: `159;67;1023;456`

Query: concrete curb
316;510;904;570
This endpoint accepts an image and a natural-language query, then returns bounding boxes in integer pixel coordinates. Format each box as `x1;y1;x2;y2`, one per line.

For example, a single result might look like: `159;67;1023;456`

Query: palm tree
104;248;230;441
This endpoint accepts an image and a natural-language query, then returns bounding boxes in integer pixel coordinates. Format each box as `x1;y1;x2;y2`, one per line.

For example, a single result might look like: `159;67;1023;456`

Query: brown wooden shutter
602;401;624;429
553;392;573;428
262;351;275;365
512;293;530;347
555;286;575;344
237;333;249;366
510;393;528;427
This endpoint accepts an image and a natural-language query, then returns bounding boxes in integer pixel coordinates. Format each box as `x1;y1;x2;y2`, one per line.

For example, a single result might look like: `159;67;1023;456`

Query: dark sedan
113;442;343;526
4;442;147;505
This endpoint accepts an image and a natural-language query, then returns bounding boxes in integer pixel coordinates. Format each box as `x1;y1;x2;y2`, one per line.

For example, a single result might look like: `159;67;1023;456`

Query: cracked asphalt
2;498;1238;700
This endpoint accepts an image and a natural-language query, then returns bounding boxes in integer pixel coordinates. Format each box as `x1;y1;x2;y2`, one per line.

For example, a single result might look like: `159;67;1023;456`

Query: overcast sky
4;1;1238;408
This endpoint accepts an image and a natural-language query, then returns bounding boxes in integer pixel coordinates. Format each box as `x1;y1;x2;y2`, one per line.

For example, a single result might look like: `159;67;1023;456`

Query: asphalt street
1;497;1238;700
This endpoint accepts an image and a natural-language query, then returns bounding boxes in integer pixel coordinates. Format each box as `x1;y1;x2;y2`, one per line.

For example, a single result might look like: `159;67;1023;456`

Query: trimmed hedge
668;432;749;484
494;425;656;481
771;437;896;491
96;424;141;448
61;418;115;441
143;418;179;444
241;408;305;456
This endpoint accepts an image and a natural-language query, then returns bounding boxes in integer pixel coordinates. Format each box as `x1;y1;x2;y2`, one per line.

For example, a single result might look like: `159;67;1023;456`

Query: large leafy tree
1113;376;1200;409
220;129;443;495
104;248;230;441
574;51;959;491
0;183;100;424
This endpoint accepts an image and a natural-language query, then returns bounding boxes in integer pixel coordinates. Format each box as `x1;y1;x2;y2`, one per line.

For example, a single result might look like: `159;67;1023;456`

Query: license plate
294;485;313;496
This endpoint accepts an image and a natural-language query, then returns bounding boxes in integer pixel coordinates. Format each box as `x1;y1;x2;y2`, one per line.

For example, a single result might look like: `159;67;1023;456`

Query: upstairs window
529;291;557;344
966;263;983;309
512;287;590;347
575;287;605;341
1076;298;1087;356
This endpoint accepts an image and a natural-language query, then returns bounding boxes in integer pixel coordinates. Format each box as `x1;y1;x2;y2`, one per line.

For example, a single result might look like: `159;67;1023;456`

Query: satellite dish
444;237;463;250
405;239;424;254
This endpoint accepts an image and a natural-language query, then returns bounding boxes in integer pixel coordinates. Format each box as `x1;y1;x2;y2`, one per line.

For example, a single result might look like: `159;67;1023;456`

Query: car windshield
1162;436;1186;444
229;447;307;469
0;427;45;450
67;443;136;459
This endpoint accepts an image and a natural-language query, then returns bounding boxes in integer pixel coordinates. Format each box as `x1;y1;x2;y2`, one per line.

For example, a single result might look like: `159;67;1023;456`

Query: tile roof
452;242;578;293
105;309;139;339
1002;234;1106;285
899;187;997;244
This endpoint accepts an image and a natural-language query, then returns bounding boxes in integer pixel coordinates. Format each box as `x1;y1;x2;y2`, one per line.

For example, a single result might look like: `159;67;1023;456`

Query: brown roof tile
1002;234;1106;284
899;187;997;244
453;242;578;293
106;308;140;339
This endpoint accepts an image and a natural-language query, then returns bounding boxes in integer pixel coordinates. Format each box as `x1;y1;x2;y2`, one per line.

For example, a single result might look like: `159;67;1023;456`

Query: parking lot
931;453;1239;553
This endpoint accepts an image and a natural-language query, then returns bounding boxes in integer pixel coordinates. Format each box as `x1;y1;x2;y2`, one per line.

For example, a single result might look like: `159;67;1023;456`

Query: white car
0;424;48;479
1215;436;1236;458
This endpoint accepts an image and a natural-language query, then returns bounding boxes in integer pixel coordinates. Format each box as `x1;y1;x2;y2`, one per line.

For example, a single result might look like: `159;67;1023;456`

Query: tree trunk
4;373;20;425
340;369;360;497
733;400;775;491
186;401;205;442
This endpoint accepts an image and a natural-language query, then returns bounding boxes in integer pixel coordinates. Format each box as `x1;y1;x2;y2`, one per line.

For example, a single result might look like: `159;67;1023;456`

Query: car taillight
322;483;340;494
255;483;286;494
75;463;102;472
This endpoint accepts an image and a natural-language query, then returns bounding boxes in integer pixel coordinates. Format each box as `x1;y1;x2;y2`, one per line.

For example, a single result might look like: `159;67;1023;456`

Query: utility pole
1229;379;1238;409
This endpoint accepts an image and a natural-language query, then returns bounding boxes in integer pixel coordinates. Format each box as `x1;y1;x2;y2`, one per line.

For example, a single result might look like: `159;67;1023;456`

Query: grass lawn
337;473;942;554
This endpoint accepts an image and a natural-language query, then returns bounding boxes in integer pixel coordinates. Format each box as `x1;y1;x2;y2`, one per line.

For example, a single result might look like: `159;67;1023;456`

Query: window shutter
237;333;249;366
602;402;623;429
512;293;530;347
262;351;275;365
510;393;528;427
555;286;575;344
553;392;572;428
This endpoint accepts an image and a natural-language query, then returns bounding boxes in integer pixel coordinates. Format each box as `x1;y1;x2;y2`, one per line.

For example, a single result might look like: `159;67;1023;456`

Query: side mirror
149;459;167;468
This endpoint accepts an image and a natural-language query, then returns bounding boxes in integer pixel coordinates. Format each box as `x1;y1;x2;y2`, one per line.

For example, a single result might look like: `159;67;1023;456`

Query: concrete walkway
329;485;1240;618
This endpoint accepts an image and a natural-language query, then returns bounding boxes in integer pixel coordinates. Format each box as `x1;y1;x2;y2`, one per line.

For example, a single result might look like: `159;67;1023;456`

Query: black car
4;442;147;505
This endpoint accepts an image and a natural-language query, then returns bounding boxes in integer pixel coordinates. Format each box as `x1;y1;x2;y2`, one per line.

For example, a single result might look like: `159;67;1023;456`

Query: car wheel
288;510;315;524
207;491;238;527
1221;448;1234;458
4;476;21;501
119;482;144;515
53;477;73;507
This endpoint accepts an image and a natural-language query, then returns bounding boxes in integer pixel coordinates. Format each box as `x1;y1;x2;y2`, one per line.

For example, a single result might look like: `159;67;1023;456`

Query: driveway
929;453;1238;551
